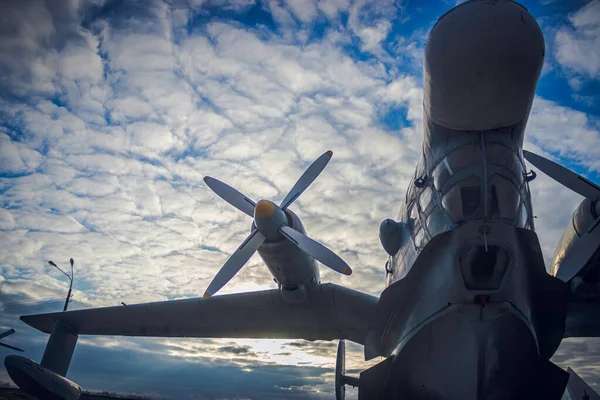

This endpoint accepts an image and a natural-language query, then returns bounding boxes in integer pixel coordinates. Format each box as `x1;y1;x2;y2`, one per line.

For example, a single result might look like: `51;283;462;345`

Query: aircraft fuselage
370;1;570;398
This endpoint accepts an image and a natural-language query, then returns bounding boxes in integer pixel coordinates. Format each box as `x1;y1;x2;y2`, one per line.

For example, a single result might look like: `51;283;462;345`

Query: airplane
4;0;600;399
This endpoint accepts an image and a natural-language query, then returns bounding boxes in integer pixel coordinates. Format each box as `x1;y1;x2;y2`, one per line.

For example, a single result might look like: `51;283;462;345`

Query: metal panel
22;284;377;346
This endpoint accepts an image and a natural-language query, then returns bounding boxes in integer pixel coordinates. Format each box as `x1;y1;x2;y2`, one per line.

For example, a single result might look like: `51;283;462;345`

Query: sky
0;0;599;398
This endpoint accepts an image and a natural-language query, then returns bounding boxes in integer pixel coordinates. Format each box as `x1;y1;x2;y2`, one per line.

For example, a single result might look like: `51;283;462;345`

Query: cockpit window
442;176;482;223
425;141;531;228
419;186;433;213
426;206;453;236
516;202;531;229
408;201;419;229
487;144;524;185
414;226;427;249
433;145;481;191
489;175;520;220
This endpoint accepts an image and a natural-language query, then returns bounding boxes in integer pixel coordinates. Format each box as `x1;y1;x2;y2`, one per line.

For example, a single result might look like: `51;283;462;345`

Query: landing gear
335;340;359;400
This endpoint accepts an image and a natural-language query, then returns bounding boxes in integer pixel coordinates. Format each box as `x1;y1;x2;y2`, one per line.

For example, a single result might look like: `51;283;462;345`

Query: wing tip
344;266;352;276
326;150;333;157
20;315;53;334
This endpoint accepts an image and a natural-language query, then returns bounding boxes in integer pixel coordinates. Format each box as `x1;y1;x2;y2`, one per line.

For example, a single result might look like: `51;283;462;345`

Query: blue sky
0;0;599;398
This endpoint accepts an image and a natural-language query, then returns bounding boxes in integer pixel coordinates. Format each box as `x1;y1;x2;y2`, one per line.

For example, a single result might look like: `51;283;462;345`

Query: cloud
0;132;44;176
527;97;600;173
554;0;600;80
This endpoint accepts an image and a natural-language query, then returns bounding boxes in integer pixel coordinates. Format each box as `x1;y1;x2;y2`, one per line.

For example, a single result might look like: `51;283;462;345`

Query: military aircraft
4;0;600;399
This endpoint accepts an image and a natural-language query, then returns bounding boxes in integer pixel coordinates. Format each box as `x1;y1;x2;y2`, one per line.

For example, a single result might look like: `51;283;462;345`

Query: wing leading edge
20;284;377;345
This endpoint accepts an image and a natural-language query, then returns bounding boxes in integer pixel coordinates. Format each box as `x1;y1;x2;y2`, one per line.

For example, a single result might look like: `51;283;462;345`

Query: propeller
203;150;351;297
524;150;600;282
523;151;600;201
0;329;24;352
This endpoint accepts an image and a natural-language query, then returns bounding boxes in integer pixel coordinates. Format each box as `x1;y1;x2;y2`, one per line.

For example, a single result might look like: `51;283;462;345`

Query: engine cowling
5;355;81;400
553;199;600;297
257;209;320;301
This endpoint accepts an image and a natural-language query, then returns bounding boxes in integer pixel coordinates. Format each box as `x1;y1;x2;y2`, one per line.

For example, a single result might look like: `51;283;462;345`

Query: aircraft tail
565;367;600;400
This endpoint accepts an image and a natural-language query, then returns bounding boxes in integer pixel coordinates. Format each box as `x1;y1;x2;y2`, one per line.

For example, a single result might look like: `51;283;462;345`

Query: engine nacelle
257;209;320;295
553;199;600;296
6;320;80;400
4;355;81;400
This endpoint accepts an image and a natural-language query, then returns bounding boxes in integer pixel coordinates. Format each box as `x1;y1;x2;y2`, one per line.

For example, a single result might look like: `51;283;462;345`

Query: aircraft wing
565;367;600;400
20;284;377;345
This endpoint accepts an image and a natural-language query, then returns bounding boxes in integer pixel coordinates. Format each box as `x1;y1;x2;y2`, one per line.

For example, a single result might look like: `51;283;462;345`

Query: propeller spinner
203;151;351;298
524;150;600;282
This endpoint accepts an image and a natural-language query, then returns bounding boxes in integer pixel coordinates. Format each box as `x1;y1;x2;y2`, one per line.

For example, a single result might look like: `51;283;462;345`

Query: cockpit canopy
431;142;530;225
403;140;533;252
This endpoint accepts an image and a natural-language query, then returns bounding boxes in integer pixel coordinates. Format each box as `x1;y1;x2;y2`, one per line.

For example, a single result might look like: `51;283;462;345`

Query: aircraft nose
424;0;545;131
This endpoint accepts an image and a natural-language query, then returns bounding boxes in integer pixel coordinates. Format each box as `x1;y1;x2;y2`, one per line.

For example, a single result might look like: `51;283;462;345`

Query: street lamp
48;258;74;312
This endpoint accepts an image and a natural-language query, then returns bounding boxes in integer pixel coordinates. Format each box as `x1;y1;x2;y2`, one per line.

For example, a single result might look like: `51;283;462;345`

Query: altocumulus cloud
0;0;599;398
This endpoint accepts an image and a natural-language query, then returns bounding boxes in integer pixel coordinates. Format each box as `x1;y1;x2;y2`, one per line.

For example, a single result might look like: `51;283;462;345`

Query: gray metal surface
524;151;600;201
280;150;332;210
203;150;348;296
280;225;351;275
40;321;78;377
5;355;81;400
524;150;600;282
424;0;544;131
203;176;256;217
257;209;320;288
21;284;377;345
204;229;265;297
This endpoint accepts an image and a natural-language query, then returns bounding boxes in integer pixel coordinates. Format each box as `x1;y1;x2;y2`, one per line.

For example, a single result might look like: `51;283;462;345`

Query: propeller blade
203;230;266;298
279;225;351;275
524;151;600;201
280;151;333;210
555;217;600;282
0;342;24;352
204;177;256;217
0;329;15;340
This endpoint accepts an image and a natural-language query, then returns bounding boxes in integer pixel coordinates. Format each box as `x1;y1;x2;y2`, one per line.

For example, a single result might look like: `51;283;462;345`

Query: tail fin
566;367;600;400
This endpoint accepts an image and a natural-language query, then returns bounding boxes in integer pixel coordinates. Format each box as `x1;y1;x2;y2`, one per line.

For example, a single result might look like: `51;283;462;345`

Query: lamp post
48;258;74;312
